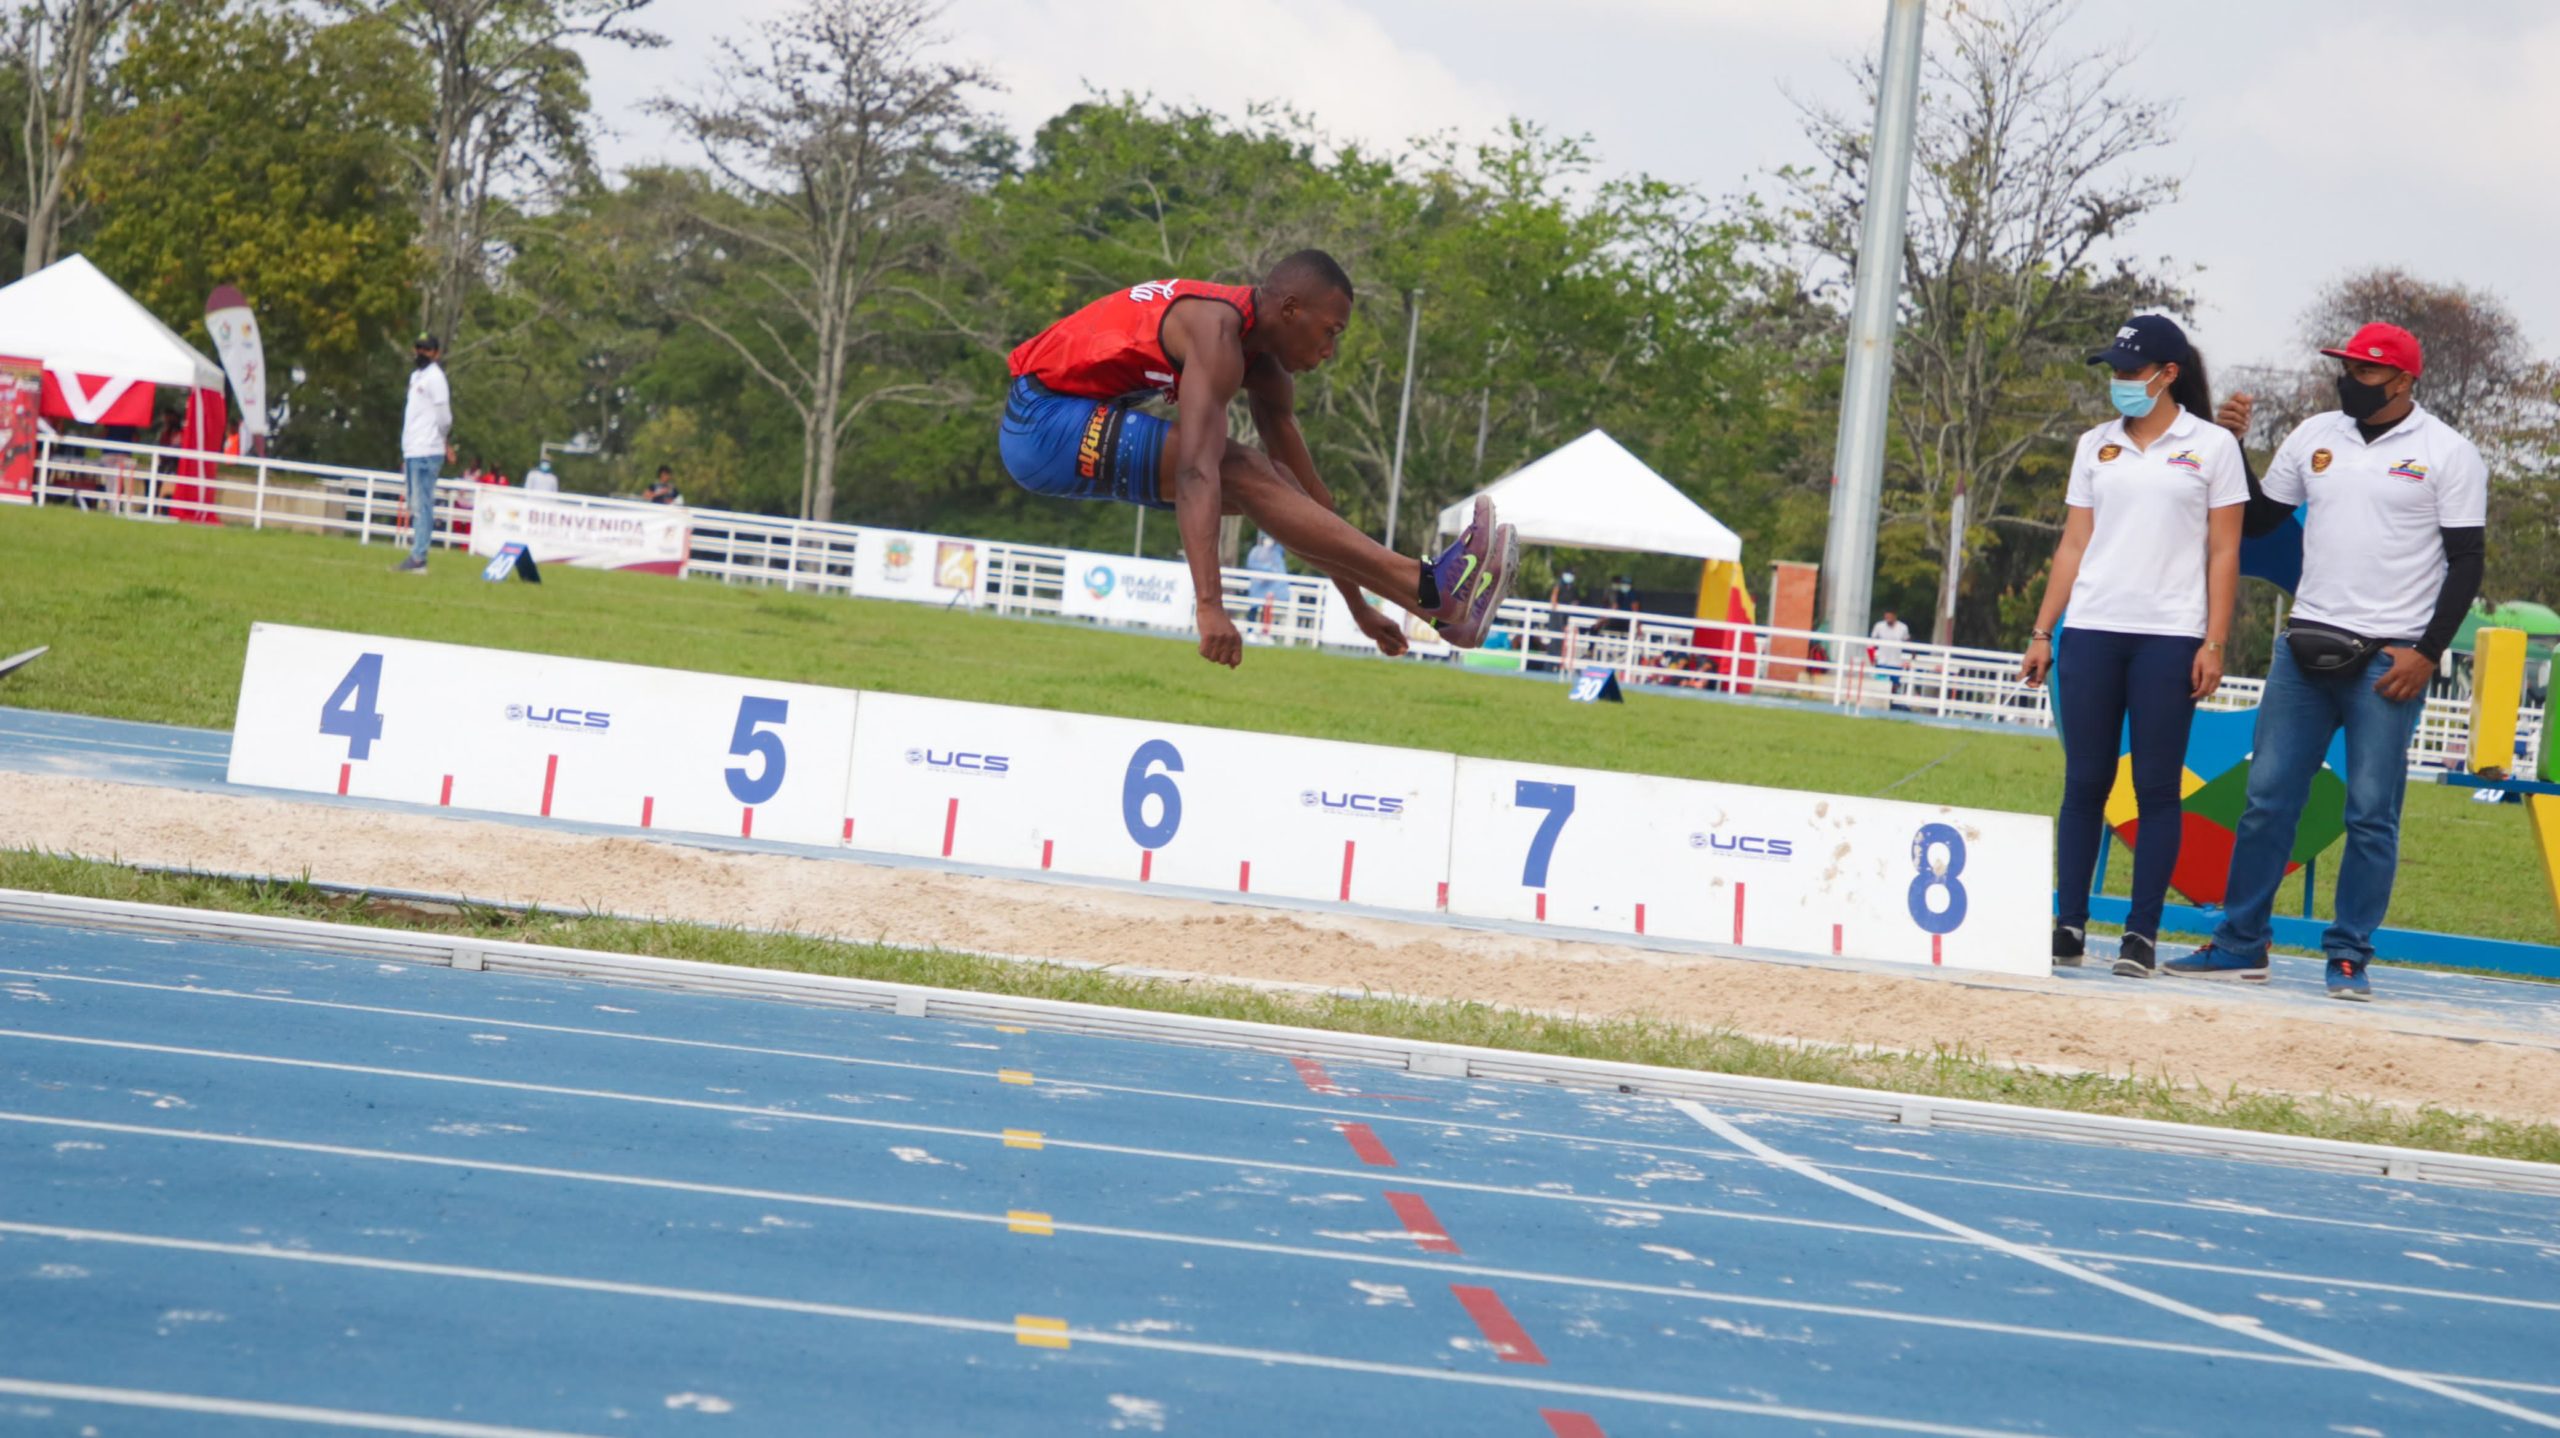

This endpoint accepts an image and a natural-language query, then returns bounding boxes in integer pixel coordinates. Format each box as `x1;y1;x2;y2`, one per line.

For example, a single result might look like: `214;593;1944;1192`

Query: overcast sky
580;0;2560;373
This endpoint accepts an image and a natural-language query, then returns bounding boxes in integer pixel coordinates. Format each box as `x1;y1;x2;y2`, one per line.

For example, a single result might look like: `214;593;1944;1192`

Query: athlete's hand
1195;600;1243;669
1353;603;1410;658
2215;391;2254;442
2375;645;2433;702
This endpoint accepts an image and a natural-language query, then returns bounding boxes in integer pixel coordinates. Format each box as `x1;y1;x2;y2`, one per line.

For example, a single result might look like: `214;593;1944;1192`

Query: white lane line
0;1378;601;1437
19;966;2555;1258
1674;1100;2560;1432
0;1027;1930;1242
33;1109;2560;1393
0;1220;2052;1437
13;1026;2559;1319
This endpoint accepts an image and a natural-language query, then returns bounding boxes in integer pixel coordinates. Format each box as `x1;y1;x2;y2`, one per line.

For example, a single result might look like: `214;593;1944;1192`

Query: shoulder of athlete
1161;296;1245;369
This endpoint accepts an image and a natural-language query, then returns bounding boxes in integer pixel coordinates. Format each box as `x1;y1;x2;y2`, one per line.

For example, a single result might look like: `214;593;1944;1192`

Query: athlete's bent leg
1166;438;1428;612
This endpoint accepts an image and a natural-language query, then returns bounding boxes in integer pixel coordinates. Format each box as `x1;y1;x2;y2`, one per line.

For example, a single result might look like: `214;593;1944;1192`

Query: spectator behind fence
2021;314;2245;979
1244;530;1290;601
395;334;452;574
524;459;559;494
2164;322;2487;1001
1868;608;1911;693
643;465;682;505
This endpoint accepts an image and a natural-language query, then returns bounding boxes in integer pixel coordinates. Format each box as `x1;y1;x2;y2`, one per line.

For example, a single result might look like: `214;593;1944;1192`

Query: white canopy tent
1433;429;1740;562
0;253;223;425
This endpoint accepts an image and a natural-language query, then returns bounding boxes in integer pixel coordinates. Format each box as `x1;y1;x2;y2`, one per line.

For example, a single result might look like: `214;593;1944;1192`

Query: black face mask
413;350;436;370
2337;372;2395;421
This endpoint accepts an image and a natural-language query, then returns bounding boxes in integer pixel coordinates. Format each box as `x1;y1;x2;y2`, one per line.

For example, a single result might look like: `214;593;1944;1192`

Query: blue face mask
2109;374;2161;419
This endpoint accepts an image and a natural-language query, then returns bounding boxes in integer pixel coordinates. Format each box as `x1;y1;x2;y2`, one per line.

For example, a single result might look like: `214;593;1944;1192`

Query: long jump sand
4;770;2552;1123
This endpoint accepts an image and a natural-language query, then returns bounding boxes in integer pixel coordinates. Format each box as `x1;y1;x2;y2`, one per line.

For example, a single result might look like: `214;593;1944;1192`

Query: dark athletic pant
2054;627;2202;940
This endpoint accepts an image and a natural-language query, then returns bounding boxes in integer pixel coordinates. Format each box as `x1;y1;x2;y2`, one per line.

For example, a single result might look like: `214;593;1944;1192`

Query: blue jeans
402;456;441;563
2055;628;2200;938
2211;642;2425;962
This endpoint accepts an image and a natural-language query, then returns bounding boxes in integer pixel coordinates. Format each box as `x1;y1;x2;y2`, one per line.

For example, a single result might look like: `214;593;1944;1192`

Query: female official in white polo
2020;315;2247;977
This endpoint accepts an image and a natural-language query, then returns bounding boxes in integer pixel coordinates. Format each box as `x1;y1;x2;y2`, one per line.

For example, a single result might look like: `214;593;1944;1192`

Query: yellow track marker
995;1025;1027;1035
1014;1315;1070;1349
998;1068;1034;1086
1007;1210;1054;1236
1003;1128;1044;1150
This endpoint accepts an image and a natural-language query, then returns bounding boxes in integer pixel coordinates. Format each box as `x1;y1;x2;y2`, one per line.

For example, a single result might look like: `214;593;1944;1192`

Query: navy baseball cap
2087;314;2191;370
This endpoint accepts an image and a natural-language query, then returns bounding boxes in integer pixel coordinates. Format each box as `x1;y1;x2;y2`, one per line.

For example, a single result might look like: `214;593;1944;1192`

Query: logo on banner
504;702;611;733
1301;789;1406;818
1084;564;1117;599
1687;831;1794;860
935;541;977;591
906;747;1010;775
882;537;915;581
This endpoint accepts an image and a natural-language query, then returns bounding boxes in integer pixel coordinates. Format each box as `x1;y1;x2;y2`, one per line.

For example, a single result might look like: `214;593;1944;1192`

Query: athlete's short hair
1268;249;1354;302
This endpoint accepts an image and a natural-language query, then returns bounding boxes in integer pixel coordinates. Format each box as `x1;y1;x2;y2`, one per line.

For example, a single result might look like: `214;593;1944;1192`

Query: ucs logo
1687;832;1793;860
906;748;1011;774
1301;789;1406;817
504;703;610;732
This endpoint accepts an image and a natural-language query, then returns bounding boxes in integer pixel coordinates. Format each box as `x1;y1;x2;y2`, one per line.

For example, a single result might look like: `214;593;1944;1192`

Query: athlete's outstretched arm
1167;305;1248;668
1245;359;1407;657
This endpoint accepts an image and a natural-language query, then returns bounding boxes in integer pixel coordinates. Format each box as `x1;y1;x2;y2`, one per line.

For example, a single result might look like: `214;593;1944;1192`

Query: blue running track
3;916;2558;1436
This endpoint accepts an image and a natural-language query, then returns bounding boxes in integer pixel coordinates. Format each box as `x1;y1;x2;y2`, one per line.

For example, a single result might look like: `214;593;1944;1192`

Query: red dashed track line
1290;1058;1342;1095
1540;1411;1606;1438
1450;1285;1547;1365
1335;1122;1395;1167
1383;1191;1460;1254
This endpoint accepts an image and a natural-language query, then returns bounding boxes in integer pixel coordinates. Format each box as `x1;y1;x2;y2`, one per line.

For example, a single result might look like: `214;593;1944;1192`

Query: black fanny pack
2283;618;2383;673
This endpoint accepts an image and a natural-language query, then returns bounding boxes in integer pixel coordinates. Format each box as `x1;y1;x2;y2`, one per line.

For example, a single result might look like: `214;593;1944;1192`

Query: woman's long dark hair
2167;347;2214;423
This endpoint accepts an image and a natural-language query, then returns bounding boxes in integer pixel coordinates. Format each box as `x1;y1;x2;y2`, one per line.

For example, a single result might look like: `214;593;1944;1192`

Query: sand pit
4;770;2555;1122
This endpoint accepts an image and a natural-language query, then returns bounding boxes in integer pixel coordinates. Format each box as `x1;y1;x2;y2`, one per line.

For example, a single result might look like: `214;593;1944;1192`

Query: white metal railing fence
7;435;2527;774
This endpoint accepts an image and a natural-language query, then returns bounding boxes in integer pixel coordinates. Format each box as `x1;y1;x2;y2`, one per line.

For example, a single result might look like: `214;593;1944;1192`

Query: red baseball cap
2321;322;2423;377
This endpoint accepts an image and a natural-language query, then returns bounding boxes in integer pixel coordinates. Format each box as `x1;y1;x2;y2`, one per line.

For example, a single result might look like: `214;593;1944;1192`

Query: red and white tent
0;254;229;518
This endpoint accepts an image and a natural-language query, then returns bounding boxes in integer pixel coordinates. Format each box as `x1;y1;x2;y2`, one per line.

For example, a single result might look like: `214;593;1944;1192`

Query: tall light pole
1819;0;1927;644
1382;288;1423;547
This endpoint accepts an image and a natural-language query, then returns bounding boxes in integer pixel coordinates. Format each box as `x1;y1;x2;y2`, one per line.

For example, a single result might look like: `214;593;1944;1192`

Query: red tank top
1008;279;1257;402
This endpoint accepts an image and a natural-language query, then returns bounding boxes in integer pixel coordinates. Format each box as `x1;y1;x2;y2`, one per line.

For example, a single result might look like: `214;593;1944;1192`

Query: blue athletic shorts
998;376;1171;511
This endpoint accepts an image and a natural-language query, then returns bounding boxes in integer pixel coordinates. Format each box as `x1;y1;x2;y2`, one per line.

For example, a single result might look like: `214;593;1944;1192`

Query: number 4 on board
319;652;387;761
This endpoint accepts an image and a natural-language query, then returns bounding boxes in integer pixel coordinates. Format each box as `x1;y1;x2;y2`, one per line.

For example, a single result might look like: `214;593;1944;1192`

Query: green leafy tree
79;0;424;460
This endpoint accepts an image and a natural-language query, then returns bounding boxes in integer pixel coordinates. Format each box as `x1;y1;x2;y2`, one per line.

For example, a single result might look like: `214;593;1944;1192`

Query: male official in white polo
2167;323;2487;999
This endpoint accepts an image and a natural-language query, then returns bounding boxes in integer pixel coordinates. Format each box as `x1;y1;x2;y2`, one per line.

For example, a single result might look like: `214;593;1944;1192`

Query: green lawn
10;849;2552;1165
0;504;2550;945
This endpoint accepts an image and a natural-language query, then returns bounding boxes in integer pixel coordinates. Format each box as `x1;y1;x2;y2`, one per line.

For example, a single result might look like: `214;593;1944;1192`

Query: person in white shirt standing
2020;315;2247;977
1868;609;1910;695
2165;323;2487;1000
524;459;560;494
395;334;453;574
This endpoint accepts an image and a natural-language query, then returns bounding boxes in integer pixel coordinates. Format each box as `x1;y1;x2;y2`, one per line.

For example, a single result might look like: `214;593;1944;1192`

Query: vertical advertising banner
0;355;41;502
205;285;268;449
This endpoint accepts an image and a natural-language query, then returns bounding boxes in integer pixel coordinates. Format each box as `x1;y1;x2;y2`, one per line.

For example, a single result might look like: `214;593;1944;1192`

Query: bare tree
6;0;139;273
652;0;989;522
1782;0;2187;623
324;0;660;352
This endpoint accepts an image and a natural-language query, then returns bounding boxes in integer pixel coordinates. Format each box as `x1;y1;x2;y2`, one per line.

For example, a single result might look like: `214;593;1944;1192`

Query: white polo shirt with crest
2062;405;2249;639
2262;403;2488;641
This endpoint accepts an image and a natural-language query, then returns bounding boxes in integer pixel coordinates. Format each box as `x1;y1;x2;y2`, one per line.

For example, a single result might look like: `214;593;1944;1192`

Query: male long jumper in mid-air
998;250;1518;667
